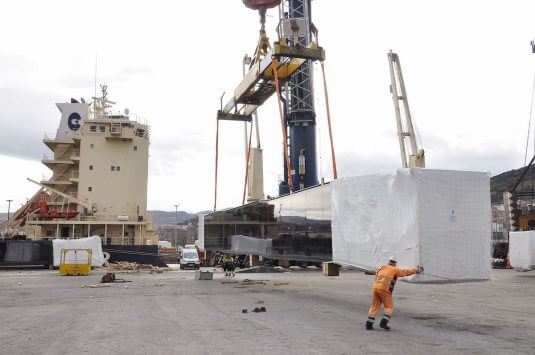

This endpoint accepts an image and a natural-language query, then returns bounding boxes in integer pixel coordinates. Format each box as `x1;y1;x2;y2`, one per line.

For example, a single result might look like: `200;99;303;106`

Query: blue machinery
214;0;337;210
278;0;319;195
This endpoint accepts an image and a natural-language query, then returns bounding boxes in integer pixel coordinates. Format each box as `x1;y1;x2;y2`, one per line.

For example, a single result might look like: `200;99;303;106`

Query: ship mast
91;84;116;119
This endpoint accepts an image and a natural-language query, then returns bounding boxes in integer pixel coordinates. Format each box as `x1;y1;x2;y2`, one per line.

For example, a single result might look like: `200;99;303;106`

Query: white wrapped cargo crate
52;235;105;267
509;231;535;270
331;168;491;283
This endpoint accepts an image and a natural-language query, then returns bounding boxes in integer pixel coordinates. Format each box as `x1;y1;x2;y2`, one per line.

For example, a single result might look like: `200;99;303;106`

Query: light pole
6;199;13;220
174;204;179;225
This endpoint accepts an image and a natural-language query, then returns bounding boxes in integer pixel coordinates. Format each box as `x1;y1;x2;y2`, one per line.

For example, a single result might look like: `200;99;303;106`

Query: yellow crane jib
220;41;325;118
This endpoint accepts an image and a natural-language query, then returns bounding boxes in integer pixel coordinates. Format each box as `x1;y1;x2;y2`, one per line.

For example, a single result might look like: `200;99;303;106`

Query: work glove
416;266;424;274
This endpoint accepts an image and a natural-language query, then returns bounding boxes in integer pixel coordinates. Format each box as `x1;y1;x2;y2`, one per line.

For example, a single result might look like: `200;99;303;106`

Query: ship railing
71;171;79;178
42;153;54;161
70;149;80;157
43;132;82;141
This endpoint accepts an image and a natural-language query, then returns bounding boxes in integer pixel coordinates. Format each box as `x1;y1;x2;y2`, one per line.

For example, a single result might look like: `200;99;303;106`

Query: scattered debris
17;283;22;286
242;309;248;313
106;262;166;274
274;281;289;286
241;279;267;285
154;283;164;287
101;272;116;283
221;281;240;284
252;307;267;313
101;272;132;284
81;284;111;288
236;266;287;273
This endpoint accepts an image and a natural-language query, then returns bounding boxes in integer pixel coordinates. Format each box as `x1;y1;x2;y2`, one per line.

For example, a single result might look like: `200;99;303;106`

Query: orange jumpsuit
367;264;417;323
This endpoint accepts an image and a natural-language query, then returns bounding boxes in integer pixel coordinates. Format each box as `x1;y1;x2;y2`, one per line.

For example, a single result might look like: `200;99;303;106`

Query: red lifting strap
321;62;338;180
272;57;294;190
213;118;220;212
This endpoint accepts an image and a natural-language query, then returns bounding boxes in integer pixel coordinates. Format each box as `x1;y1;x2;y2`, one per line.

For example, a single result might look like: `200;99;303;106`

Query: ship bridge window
135;128;145;138
90;143;94;149
90;125;97;132
88;186;93;192
89;165;93;170
99;126;106;132
134;145;138;151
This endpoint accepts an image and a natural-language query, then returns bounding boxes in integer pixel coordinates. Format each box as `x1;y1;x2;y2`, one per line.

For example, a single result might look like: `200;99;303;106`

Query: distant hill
490;165;535;204
148;210;200;227
0;211;204;227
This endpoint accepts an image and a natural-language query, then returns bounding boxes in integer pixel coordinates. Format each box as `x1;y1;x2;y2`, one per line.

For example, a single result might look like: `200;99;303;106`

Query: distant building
491;204;506;225
9;86;157;245
491;222;503;233
157;224;197;247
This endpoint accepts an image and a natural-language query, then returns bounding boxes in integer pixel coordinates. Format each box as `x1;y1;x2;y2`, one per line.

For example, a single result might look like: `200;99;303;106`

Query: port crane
388;51;425;168
214;0;337;210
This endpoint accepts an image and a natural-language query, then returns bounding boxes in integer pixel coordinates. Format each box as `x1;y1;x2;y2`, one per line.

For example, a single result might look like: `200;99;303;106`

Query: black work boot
380;319;390;331
365;321;374;330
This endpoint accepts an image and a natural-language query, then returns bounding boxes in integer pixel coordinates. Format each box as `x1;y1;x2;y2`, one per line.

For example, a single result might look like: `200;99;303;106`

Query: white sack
52;235;105;267
509;231;535;270
158;241;172;248
332;168;491;283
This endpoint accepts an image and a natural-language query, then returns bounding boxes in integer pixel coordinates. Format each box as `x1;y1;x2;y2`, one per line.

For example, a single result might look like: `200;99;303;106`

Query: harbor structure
9;86;157;245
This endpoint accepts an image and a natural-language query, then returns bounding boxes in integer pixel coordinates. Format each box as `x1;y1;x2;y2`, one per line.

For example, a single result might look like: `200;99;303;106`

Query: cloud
336;134;521;179
0;86;60;160
63;67;152;89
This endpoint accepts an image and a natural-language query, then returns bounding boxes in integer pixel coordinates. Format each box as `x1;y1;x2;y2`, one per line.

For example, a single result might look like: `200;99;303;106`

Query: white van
180;249;200;270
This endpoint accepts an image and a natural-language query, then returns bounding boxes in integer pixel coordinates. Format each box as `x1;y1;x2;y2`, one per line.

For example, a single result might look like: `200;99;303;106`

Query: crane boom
27;178;91;209
388;50;425;168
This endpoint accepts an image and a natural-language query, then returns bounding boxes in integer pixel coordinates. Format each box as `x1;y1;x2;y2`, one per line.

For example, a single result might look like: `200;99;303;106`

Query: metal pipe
6;199;12;220
272;57;294;190
242;122;254;205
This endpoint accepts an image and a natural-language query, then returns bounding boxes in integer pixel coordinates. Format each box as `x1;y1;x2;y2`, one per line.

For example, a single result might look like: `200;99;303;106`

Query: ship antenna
94;54;98;106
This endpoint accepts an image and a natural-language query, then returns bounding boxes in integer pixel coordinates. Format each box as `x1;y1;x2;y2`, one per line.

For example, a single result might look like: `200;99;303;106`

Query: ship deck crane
27;178;91;210
388;50;425;168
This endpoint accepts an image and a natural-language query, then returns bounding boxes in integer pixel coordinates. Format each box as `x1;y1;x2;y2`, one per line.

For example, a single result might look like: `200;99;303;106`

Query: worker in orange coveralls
366;256;422;331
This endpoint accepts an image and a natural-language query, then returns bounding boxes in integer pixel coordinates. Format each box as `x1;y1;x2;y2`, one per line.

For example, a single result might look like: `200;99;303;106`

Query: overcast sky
1;0;535;214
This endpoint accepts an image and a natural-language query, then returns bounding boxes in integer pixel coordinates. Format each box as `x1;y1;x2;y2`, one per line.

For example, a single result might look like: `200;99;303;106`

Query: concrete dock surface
1;268;534;354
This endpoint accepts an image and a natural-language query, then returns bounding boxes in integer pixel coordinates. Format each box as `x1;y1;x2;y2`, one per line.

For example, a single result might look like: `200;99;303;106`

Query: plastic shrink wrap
231;235;272;255
52;235;105;267
509;231;535;270
331;168;491;283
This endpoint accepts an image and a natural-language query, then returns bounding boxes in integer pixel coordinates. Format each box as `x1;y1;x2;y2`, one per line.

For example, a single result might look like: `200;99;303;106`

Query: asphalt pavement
0;267;533;354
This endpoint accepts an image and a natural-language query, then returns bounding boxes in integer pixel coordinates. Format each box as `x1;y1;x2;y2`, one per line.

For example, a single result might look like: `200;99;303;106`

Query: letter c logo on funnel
68;112;81;131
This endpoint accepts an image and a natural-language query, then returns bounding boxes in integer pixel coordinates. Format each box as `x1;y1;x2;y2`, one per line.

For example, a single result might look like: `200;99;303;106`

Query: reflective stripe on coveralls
373;264;417;294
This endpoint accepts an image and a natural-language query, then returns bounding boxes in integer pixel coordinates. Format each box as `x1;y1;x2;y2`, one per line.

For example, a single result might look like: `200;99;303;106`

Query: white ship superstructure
10;86;157;245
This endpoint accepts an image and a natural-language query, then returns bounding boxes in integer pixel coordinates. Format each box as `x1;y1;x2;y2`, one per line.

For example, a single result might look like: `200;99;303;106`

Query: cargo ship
3;85;164;266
